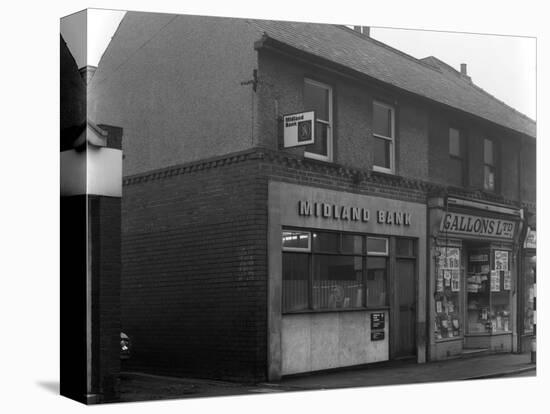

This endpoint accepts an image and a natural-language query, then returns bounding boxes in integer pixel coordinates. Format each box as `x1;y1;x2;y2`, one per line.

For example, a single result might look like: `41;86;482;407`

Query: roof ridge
423;55;535;125
469;81;536;124
421;55;461;76
335;25;442;72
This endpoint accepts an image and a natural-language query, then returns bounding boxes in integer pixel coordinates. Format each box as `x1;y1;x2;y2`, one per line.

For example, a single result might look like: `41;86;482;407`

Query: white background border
1;0;546;413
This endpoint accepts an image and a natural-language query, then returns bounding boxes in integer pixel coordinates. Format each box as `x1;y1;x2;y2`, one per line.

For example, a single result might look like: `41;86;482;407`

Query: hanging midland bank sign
440;212;515;239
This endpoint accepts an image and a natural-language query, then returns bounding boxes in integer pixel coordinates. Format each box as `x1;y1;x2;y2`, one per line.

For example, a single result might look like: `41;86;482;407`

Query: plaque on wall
371;331;385;341
371;313;385;330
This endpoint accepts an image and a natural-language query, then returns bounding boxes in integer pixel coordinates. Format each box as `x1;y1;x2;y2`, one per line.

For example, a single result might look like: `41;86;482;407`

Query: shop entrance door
394;259;416;358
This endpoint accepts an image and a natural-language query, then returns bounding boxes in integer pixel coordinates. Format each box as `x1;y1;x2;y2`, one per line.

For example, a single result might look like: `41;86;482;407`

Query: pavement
118;352;535;402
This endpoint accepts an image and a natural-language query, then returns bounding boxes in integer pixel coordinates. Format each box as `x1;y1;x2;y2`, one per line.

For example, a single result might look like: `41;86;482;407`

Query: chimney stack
459;63;472;82
353;26;371;37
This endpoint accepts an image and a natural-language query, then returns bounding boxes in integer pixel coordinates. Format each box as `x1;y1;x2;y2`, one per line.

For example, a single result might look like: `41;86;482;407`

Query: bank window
483;138;496;191
367;252;388;307
372;101;395;173
282;230;394;312
449;128;465;187
282;230;311;252
303;79;333;162
367;237;388;255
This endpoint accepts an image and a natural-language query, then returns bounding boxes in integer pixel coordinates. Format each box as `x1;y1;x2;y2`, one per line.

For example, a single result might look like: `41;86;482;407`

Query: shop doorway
393;258;416;358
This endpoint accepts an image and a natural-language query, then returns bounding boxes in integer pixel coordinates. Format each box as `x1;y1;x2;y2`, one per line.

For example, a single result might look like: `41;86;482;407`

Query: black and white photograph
2;1;548;412
58;5;539;404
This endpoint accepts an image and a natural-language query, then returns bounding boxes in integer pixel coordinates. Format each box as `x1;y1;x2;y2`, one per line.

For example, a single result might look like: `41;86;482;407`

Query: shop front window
466;248;512;334
281;230;398;313
523;255;536;333
312;255;363;309
367;256;387;307
434;246;462;339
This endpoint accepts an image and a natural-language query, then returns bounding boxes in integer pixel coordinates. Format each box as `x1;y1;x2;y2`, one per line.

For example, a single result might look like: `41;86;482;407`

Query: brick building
88;11;536;382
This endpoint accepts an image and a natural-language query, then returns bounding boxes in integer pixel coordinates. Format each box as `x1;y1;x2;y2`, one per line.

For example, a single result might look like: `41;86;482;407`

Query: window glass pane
491;251;511;333
484;165;495;191
312;232;339;252
484;139;494;165
373;103;392;137
282;252;310;312
435;247;462;339
367;237;388;255
304;121;328;156
523;255;536;333
466;249;490;334
373;137;391;168
341;234;362;254
396;238;414;257
304;81;329;121
449;128;461;157
282;230;310;250
367;257;387;307
312;255;363;309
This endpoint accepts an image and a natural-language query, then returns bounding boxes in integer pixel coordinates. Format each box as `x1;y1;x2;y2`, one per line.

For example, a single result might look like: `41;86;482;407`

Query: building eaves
248;19;535;139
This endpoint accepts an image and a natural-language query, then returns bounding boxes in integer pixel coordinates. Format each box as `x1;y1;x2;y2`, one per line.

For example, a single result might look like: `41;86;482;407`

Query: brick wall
256;49;430;180
428;107;524;203
120;148;429;382
520;139;536;206
121;154;269;381
89;12;261;176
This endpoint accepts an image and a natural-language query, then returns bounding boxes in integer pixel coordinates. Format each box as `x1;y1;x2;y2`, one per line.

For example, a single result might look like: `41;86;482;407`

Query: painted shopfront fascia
427;196;523;360
267;181;427;379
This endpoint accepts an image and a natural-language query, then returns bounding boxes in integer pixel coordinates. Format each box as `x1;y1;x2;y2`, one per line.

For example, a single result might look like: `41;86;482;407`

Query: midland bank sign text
298;200;411;226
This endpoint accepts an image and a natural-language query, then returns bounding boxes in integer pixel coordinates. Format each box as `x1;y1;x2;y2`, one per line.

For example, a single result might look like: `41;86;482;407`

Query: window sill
372;166;394;175
304;152;332;163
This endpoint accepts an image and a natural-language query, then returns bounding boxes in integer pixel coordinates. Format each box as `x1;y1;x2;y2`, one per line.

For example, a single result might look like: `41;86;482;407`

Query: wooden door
394;259;416;358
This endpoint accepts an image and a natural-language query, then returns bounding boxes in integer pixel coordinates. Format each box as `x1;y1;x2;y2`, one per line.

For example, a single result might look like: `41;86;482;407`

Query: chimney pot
460;63;467;76
362;26;370;37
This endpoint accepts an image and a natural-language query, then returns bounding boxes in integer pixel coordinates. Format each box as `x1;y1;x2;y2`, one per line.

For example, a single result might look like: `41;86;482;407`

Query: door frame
390;237;418;359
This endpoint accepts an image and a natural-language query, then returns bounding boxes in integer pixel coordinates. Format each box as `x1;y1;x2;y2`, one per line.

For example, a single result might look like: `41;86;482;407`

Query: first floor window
448;128;465;187
483;138;496;191
303;79;332;161
372;101;395;173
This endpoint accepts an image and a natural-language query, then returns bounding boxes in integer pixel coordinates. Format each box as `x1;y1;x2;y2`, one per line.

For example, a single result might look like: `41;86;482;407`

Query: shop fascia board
446;197;522;218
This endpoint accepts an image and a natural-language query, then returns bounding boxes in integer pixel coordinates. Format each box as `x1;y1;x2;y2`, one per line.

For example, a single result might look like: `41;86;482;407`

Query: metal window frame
282;230;312;252
366;236;389;256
